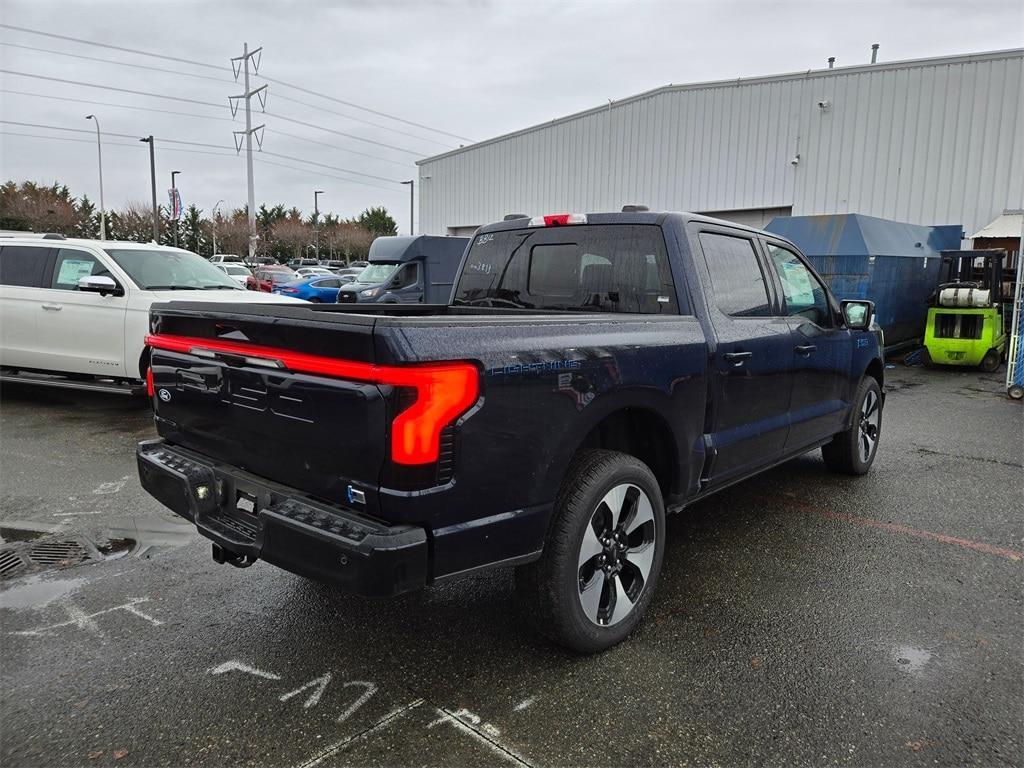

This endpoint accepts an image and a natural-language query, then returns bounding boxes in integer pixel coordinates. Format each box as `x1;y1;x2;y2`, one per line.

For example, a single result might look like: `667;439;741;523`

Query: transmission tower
229;42;266;259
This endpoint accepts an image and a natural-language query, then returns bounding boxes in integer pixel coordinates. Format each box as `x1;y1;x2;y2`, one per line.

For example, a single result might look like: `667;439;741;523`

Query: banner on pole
167;188;183;221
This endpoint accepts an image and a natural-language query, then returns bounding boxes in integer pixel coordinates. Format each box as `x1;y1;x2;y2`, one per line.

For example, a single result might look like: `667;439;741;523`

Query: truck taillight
144;333;479;465
145;365;154;397
528;213;588;227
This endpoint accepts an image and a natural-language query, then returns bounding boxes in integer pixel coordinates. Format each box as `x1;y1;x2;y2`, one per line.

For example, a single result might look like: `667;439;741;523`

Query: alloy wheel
859;389;881;463
577;483;657;626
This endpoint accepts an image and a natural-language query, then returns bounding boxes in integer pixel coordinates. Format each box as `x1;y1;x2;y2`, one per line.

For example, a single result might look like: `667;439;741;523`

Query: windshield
265;270;297;284
105;248;242;290
357;263;398;284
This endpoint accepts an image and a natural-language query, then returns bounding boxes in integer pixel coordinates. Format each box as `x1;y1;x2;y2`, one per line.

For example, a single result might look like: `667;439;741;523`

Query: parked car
337;235;468;304
324;260;348;271
273;275;346;302
253;266;300;292
0;235;298;394
213;263;253;287
287;258;320;269
209;254;244;264
295;266;335;278
348;260;369;269
254;256;279;266
138;210;883;652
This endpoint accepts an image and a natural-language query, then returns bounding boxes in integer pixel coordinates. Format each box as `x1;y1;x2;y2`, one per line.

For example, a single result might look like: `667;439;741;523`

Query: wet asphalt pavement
1;366;1021;767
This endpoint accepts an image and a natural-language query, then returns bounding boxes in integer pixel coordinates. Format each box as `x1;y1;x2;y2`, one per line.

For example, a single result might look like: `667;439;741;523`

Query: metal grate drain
27;540;89;566
0;548;26;577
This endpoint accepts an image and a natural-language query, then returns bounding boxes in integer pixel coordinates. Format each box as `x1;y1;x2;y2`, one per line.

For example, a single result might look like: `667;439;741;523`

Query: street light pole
401;180;414;236
139;136;159;242
170;170;181;248
85;115;106;240
212;199;224;257
313;189;324;260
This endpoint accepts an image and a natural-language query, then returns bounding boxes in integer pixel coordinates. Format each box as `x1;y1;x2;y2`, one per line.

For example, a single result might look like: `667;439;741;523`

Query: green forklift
922;249;1007;372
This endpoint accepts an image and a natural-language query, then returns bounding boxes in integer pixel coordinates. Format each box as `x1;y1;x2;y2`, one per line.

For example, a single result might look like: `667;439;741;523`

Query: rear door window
453;225;679;314
698;232;771;317
0;245;51;287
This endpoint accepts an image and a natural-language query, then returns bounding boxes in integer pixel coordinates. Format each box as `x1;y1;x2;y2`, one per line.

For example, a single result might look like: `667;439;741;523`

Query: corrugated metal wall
418;50;1024;238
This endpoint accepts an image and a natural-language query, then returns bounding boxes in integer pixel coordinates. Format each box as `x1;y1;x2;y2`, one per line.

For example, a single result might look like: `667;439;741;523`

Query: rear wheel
515;450;665;654
979;349;1001;373
921;347;934;368
822;376;882;475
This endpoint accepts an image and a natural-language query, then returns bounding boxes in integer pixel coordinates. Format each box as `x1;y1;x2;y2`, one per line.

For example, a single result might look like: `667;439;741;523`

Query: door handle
795;344;817;354
41;303;63;311
723;351;752;366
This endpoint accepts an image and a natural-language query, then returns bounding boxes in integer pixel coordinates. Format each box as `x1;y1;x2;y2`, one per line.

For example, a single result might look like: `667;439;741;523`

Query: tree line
0;181;399;262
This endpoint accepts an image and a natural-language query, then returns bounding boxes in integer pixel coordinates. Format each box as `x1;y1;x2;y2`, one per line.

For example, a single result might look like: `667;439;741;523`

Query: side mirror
78;275;122;296
841;299;873;330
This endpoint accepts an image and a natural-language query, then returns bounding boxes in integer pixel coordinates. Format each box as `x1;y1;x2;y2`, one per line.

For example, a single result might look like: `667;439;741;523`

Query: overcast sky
1;0;1021;233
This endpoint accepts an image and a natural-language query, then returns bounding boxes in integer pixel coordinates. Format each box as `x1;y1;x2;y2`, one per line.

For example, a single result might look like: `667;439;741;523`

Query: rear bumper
136;439;427;597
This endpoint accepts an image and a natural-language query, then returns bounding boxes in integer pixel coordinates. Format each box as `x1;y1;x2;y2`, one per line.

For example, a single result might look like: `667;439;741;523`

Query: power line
0;42;235;85
1;22;473;143
0;69;225;108
0;89;236;122
261;150;402;184
0;119;234;149
265;111;421;155
0;131;407;195
266;127;412;168
0;42;454;148
269;92;454;148
0;23;226;72
257;74;473;143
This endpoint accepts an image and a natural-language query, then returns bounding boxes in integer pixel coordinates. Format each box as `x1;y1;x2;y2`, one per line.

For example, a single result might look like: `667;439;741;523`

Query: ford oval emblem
158;389;172;402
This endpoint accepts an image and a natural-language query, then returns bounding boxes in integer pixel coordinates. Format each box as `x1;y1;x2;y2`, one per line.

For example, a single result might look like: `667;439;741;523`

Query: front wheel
822;376;883;475
515;450;665;653
979;349;1001;373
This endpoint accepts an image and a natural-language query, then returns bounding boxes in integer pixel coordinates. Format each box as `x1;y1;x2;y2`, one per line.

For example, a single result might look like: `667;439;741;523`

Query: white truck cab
0;234;298;394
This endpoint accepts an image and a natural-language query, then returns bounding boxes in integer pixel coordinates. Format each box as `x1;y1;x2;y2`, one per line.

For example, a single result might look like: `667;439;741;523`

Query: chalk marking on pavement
513;696;537;711
10;597;162;636
336;681;377;723
280;672;332;709
51;510;105;517
92;476;130;495
786;500;1023;562
208;660;281;680
294;698;424;768
427;706;533;766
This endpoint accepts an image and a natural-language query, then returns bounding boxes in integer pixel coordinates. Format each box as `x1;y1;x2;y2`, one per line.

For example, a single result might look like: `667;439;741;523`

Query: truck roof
369;235;469;264
475;210;782;239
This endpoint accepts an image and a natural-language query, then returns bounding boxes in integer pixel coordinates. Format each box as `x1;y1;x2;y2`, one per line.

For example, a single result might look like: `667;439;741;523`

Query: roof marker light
528;213;588;227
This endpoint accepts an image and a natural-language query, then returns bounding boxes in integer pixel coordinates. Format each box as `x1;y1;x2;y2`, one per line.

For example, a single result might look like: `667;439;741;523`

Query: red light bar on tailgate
145;333;479;465
528;213;588;227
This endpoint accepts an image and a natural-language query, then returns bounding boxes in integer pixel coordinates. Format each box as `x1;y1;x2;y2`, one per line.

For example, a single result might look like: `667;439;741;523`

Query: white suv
0;235;299;393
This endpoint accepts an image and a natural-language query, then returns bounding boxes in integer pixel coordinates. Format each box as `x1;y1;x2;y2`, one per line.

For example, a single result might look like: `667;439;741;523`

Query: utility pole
139;135;159;242
313;189;324;260
85;115;106;240
212;199;224;256
401;179;414;236
170;170;181;248
230;43;267;261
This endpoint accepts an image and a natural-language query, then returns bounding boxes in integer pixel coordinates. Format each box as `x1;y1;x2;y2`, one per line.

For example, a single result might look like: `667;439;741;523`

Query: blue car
272;275;345;302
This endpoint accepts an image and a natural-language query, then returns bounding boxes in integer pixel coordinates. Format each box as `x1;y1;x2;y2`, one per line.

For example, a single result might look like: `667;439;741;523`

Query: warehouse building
416;49;1023;239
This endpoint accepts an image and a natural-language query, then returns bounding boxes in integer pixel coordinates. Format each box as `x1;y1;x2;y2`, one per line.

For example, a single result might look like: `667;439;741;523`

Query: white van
0;235;299;394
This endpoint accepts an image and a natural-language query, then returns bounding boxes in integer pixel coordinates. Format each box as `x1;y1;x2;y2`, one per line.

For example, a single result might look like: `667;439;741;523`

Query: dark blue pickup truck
137;210;883;653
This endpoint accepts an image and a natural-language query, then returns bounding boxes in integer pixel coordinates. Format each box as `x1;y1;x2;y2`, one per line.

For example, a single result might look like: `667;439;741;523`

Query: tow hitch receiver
212;543;257;568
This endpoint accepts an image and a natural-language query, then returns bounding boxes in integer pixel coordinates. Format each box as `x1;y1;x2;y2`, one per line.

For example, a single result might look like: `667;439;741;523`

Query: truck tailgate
146;303;388;510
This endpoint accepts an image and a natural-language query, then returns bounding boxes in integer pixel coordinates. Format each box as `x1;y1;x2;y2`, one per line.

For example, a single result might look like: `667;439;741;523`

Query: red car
253;267;298;292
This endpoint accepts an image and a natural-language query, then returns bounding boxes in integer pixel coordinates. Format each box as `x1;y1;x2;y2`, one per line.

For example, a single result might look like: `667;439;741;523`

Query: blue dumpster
765;214;963;346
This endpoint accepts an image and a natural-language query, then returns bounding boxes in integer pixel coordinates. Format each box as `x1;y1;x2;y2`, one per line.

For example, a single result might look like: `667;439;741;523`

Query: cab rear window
452;225;680;314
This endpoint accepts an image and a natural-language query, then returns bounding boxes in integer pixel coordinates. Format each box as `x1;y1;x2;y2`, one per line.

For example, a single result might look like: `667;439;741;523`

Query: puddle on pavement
0;574;88;610
893;645;932;673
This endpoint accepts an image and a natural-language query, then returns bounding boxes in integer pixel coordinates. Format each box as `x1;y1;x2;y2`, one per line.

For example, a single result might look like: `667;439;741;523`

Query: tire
1009;386;1024;400
920;347;934;368
822;376;883;475
979;349;1001;373
514;449;665;654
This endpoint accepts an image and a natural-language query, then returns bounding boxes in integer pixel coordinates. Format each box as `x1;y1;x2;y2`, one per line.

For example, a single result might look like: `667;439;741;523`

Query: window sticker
780;260;814;306
57;259;95;286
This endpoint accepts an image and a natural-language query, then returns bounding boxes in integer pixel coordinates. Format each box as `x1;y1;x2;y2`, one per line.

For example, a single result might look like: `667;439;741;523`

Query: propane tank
939;287;991;308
